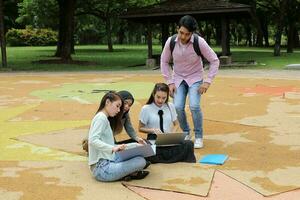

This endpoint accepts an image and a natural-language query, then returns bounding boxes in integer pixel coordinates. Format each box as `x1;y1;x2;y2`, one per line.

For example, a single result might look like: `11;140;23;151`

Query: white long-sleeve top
88;112;115;166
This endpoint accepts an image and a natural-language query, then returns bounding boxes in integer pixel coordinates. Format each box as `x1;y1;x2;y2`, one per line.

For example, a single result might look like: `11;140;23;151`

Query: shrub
6;27;58;46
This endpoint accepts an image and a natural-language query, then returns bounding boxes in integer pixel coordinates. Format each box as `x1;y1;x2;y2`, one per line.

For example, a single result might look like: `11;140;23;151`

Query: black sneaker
130;170;149;180
144;161;151;169
123;175;132;182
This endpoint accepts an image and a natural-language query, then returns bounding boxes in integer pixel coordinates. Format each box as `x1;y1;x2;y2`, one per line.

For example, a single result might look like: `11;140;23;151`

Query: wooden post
147;20;153;59
161;23;169;49
0;0;7;68
221;18;230;56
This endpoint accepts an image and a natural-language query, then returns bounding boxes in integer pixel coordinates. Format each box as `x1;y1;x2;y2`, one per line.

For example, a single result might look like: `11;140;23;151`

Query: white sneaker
194;138;203;149
185;135;192;140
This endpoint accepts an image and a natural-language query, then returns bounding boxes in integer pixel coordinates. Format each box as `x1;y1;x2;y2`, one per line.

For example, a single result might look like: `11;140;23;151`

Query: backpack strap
193;34;206;64
170;34;177;55
192;34;202;57
169;33;202;57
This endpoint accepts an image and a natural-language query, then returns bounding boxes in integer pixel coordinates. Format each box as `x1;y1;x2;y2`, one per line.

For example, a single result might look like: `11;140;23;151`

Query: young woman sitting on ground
139;83;196;163
88;91;149;182
82;90;146;152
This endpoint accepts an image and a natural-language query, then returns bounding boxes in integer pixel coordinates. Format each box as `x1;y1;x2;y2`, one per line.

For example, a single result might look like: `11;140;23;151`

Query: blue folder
199;154;228;165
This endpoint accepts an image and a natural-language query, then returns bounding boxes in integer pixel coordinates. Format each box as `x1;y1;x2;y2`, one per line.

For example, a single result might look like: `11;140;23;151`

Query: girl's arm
139;121;162;135
123;113;138;140
123;114;146;144
171;119;181;132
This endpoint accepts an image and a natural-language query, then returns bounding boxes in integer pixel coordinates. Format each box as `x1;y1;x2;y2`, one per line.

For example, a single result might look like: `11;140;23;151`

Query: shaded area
33;59;98;65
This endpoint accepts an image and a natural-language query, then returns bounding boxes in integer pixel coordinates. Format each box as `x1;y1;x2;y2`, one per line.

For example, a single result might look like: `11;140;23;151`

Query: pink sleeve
160;37;174;85
198;37;220;84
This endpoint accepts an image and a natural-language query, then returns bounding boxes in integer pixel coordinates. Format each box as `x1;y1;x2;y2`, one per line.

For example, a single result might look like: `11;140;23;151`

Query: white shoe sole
194;145;203;149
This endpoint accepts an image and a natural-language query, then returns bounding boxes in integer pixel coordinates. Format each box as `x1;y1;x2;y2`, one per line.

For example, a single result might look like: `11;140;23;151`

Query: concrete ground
0;69;299;200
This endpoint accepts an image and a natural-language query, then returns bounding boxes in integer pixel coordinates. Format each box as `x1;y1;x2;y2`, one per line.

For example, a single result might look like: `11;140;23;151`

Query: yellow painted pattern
0;105;89;161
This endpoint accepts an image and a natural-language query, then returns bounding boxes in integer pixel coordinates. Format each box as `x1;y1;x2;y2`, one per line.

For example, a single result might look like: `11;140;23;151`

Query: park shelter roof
122;0;252;23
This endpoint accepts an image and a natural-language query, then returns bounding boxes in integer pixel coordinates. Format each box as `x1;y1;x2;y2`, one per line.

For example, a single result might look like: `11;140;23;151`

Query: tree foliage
16;0;58;29
3;0;300;59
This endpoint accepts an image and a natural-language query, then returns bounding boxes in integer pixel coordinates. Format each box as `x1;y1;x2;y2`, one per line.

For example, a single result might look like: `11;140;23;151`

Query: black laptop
154;132;186;146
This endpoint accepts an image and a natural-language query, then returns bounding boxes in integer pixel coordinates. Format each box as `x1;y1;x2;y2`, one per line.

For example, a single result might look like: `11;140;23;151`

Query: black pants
115;138;136;144
146;140;196;163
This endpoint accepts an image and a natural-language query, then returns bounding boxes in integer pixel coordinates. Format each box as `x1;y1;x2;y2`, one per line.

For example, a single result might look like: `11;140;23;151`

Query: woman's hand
136;137;147;145
152;128;163;135
112;144;126;152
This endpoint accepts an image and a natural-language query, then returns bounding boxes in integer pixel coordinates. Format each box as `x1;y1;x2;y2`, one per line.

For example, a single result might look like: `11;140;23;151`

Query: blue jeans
174;80;203;139
92;157;146;182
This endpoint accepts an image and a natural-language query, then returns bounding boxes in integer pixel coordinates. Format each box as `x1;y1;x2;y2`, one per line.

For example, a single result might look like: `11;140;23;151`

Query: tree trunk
146;21;152;59
255;23;263;47
245;22;252;47
221;18;230;56
171;23;176;35
71;36;75;54
287;22;295;53
273;4;286;56
294;27;300;47
118;20;126;44
261;18;269;47
231;22;237;46
127;22;134;44
54;1;63;57
251;1;263;46
71;15;75;54
71;15;76;55
273;26;283;56
135;32;141;44
161;23;169;49
55;0;75;61
106;17;113;52
0;0;7;68
215;21;221;46
205;21;211;45
135;25;142;44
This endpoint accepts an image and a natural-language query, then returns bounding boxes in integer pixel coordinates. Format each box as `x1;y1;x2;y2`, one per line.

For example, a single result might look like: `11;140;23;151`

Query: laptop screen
155;132;185;146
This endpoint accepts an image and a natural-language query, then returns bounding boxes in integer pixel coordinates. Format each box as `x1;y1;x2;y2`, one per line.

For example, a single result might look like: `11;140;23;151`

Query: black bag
146;140;196;163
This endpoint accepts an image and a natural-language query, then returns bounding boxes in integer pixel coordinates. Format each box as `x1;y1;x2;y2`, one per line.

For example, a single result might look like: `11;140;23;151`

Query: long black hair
96;91;124;134
146;83;169;105
118;90;134;117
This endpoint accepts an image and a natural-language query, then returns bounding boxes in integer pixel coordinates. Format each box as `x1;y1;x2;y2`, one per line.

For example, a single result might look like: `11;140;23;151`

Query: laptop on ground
155;132;186;146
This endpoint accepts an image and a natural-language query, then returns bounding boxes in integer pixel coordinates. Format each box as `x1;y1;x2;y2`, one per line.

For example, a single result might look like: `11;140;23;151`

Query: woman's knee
174;100;185;110
175;106;185;112
132;156;146;169
189;105;201;112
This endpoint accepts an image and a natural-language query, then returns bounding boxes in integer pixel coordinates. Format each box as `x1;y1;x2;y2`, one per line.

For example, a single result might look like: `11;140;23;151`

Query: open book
114;144;155;162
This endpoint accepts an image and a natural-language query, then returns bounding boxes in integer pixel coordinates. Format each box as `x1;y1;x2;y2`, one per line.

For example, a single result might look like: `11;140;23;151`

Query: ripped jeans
174;80;203;139
92;157;146;182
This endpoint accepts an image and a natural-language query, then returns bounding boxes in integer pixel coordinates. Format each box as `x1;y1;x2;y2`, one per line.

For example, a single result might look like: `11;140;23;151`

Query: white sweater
88;112;115;166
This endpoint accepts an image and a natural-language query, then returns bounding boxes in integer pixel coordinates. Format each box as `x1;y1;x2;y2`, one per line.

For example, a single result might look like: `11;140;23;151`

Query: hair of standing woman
96;91;124;134
146;83;169;105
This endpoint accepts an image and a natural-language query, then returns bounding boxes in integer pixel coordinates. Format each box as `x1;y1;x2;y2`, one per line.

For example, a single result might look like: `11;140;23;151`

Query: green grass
229;47;300;69
6;45;151;71
3;45;300;71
